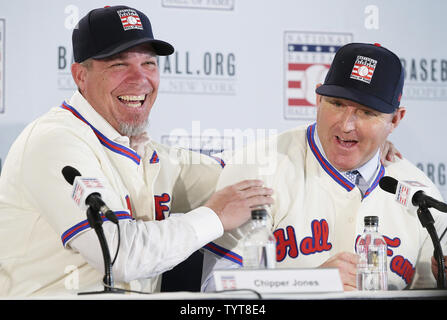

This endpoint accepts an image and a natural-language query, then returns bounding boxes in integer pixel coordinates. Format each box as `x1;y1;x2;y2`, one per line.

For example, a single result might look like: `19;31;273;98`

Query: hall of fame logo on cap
350;55;377;84
117;9;143;31
0;19;4;113
284;31;352;120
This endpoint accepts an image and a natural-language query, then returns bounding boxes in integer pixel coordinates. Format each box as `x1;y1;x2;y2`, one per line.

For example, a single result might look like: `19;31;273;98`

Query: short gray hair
80;58;93;70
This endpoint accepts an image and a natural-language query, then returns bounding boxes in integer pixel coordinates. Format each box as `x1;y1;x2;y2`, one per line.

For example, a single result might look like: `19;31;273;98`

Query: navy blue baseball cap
73;5;174;63
315;43;404;113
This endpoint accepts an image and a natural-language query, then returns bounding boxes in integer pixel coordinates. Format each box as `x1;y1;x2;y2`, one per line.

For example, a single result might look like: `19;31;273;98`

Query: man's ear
391;106;406;129
71;63;88;93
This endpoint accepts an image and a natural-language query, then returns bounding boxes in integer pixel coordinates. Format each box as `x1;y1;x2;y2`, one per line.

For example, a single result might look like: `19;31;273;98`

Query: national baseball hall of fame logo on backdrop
284;31;352;120
0;19;4;114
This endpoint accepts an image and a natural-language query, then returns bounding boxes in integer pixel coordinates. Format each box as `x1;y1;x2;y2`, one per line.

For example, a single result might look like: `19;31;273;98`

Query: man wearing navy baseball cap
0;5;273;296
70;5;174;137
202;42;447;292
311;42;446;290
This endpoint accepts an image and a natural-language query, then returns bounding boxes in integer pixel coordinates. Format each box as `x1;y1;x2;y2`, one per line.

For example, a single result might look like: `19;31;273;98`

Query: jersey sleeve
71;205;224;282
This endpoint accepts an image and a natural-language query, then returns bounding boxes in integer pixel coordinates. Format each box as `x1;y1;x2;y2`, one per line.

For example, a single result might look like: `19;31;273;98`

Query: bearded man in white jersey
0;5;274;296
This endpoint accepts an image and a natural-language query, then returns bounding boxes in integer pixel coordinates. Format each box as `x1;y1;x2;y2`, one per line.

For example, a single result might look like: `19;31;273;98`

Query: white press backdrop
0;0;446;199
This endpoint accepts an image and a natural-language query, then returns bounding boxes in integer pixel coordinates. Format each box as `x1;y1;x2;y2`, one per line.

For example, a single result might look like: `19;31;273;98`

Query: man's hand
204;179;274;231
319;252;359;291
380;140;402;164
431;255;447;280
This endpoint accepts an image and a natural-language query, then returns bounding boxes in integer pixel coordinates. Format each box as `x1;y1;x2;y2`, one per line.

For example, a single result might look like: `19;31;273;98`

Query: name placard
213;268;343;293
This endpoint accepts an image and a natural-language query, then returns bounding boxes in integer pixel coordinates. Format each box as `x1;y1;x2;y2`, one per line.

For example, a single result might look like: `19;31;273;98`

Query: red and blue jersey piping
61;102;141;165
61;211;132;246
203;242;243;266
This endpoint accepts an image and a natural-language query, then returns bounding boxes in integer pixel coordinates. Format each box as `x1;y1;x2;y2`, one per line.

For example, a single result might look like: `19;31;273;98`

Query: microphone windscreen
379;176;398;194
62;166;82;185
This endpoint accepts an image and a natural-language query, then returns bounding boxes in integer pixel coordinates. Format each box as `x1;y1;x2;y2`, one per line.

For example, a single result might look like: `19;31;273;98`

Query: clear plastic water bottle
356;216;388;290
242;208;276;269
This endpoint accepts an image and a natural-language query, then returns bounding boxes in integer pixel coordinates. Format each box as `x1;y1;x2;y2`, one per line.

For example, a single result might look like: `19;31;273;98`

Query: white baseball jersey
0;91;224;297
203;123;447;290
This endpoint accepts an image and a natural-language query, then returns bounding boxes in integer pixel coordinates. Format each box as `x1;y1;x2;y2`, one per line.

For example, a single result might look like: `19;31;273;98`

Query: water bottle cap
251;208;268;219
364;215;379;226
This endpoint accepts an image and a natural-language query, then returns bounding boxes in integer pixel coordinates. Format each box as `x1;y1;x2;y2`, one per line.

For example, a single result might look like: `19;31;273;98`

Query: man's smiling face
73;43;159;137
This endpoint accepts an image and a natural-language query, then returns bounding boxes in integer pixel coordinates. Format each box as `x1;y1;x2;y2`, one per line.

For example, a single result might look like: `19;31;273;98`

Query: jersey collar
60;91;141;165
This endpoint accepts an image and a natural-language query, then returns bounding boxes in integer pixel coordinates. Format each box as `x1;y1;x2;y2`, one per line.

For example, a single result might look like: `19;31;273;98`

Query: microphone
62;165;119;293
62;166;118;224
380;175;447;289
379;176;447;213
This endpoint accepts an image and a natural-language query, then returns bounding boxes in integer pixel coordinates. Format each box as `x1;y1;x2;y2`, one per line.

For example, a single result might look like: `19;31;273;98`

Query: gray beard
119;119;149;137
